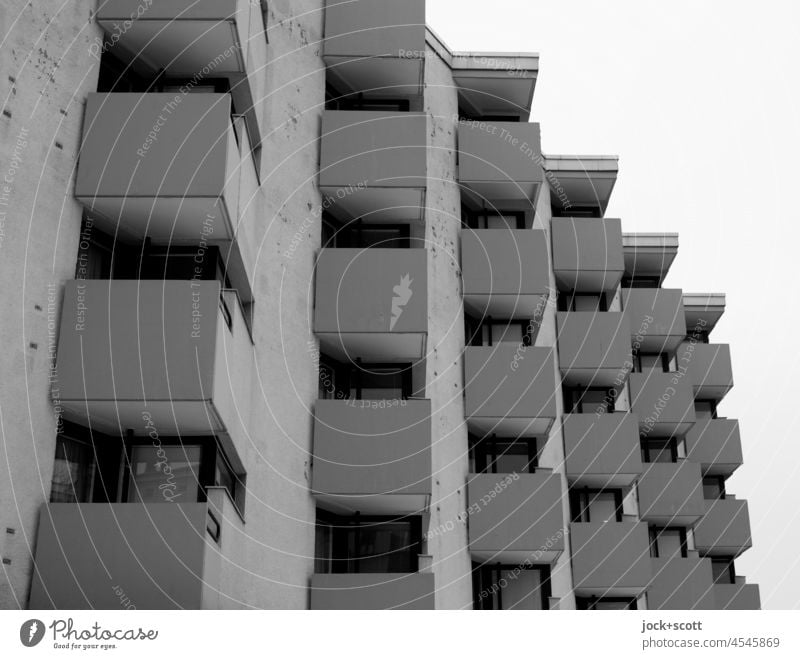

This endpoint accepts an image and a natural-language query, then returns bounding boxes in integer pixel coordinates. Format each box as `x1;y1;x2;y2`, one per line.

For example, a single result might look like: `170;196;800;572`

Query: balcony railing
570;522;652;597
312;399;431;514
693;497;753;557
647;556;715;610
56;280;252;444
323;0;425;98
556;311;632;388
28;490;242;609
464;346;557;437
681;342;734;401
319;110;428;223
628;372;696;437
314;248;428;361
713;582;761;610
75;93;251;245
467;471;564;564
551;217;625;292
96;0;267;147
637;461;705;525
622;288;686;353
310;572;434;610
685;419;743;477
563;413;643;488
461;229;550;320
458;121;543;205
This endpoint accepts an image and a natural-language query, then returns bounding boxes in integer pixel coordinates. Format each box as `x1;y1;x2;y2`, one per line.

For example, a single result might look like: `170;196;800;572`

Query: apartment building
0;0;758;610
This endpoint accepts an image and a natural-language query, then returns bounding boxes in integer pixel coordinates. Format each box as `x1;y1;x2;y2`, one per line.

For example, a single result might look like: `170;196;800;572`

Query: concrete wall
423;46;473;609
0;0;102;608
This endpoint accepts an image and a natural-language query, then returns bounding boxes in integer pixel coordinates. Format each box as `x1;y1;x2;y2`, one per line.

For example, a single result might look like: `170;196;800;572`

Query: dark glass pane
50;436;95;503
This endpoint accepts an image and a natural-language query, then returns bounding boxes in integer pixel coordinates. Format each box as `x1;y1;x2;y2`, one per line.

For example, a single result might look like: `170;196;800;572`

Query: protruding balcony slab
465;346;557;437
323;0;425;98
685;419;743;477
56;280;251;443
713;582;760;610
552;217;624;292
314;248;428;362
467;471;564;564
76;93;246;243
629;373;696;437
319;111;428;223
563;413;643;488
458;121;543;206
647;556;715;610
681;342;733;401
637;461;705;525
461;229;550;320
556;312;632;388
622;288;686;353
312;399;431;515
693;498;753;557
570;522;652;597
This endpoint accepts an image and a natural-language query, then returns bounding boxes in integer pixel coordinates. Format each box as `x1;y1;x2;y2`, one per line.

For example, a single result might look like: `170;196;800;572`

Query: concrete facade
0;0;759;610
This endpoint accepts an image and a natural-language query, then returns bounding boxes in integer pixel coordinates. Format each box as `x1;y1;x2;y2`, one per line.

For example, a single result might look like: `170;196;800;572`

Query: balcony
314;248;427;361
56;280;252;441
76;93;251;244
467;471;564;564
570;522;652;597
693;498;753;557
312;399;431;514
458;121;543;206
461;229;550;320
556;312;632;388
551;217;624;292
622;233;679;287
622;288;686;353
464;346;557;437
637;461;705;525
96;0;266;148
629;373;696;436
323;0;425;98
310;572;434;609
713;582;760;610
681;343;734;401
544;155;619;216
563;413;643;488
647;556;715;609
28;490;242;609
685;419;743;477
319;111;428;223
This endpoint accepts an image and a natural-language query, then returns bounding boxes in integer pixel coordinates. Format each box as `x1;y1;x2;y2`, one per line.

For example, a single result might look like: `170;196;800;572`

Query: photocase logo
20;619;45;647
390;274;413;330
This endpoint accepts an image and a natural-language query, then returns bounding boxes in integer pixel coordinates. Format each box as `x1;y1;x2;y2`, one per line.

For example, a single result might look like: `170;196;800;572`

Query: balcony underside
319;186;426;224
463;292;548;321
460;181;542;207
325;57;424;98
314;493;428;516
317;332;426;363
466;416;553;439
76;195;234;243
59;399;225;437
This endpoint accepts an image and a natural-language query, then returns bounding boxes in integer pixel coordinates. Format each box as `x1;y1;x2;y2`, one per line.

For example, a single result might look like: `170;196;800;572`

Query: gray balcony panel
648;556;716;610
310;572;434;610
552;217;624;292
685;419;743;477
637;461;705;525
629;373;696;437
694;498;753;557
556;311;632;388
622;288;686;353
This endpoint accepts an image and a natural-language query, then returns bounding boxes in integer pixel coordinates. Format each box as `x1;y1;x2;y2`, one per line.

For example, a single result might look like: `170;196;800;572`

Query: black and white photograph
0;0;798;656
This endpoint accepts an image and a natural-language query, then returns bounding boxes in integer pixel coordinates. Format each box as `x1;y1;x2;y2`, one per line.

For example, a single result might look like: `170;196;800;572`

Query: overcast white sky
428;0;800;609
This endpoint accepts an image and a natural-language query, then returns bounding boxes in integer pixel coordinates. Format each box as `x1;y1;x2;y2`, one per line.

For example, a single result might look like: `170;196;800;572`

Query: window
576;597;637;610
564;386;614;414
321;217;411;249
473;564;551;610
711;557;736;585
641;438;678;463
126;445;203;503
470;436;538;474
694;400;718;419
703;476;726;500
557;293;609;312
314;512;422;574
649;527;688;558
621;275;661;289
570;489;623;523
633;352;671;373
350;363;411;400
50;434;97;503
463;211;525;230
